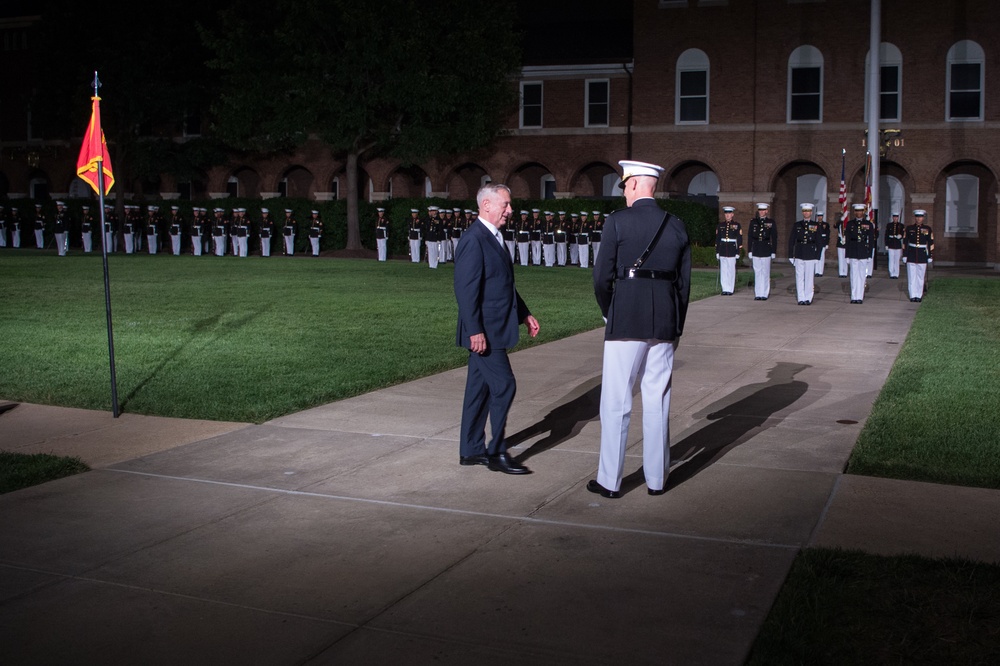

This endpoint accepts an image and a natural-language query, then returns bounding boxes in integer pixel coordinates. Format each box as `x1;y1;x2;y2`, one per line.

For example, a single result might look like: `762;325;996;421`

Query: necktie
496;231;503;245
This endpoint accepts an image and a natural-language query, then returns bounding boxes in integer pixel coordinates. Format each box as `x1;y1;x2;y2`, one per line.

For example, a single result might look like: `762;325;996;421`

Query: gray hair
476;182;511;209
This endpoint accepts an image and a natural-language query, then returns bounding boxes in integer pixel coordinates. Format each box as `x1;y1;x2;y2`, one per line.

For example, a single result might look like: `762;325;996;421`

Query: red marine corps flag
838;149;848;241
76;88;115;195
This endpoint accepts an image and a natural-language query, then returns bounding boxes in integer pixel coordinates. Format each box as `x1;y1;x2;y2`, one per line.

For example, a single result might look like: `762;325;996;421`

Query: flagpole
92;72;120;417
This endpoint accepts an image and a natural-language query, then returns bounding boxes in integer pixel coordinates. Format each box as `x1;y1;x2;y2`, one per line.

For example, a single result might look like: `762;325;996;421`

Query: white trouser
569;243;579;264
193;234;202;256
12;229;20;247
531;240;542;265
238;236;248;257
148;234;158;254
310;237;320;256
816;247;827;276
866;253;874;277
82;231;92;252
907;262;927;299
598;339;676;493
0;229;5;247
556;243;567;266
284;235;294;255
261;238;271;257
837;247;847;276
751;255;772;298
543;244;556;267
848;258;866;301
441;238;453;262
409;239;421;262
171;234;181;255
35;229;44;248
55;232;67;256
887;248;902;277
793;258;817;302
214;236;225;256
592;242;601;263
377;237;387;261
231;236;239;255
426;240;439;268
719;256;736;292
579;244;590;268
452;237;460;258
505;240;515;263
517;242;529;266
125;234;135;254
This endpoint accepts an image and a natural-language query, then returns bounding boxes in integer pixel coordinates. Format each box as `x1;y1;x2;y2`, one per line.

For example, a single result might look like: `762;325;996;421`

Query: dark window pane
950;91;980;118
588;103;608;125
792;67;820;94
680;97;707;122
680;70;706;96
791;95;820;121
523;106;542;127
881;65;899;93
880;93;898;120
951;63;980;90
523;84;541;105
588;81;608;103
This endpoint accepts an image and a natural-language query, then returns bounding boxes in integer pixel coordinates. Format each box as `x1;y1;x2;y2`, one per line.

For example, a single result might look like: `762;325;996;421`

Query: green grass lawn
0;250;717;422
847;277;1000;489
0;451;89;494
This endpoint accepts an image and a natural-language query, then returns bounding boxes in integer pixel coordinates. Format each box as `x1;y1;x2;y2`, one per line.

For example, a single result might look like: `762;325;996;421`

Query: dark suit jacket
593;198;691;341
454;219;530;350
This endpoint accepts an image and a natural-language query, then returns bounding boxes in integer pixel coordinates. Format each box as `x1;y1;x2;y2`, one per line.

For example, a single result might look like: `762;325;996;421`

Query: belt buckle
626;267;637;278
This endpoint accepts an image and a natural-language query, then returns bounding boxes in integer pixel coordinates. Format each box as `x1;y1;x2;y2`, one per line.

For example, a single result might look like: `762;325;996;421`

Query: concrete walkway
2;271;999;665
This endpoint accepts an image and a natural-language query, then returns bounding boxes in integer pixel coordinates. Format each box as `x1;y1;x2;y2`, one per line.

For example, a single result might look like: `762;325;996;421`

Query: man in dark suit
454;183;540;475
590;160;691;498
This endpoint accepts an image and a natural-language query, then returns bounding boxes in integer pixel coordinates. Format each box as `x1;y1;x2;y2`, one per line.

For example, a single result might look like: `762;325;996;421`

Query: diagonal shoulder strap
632;211;671;270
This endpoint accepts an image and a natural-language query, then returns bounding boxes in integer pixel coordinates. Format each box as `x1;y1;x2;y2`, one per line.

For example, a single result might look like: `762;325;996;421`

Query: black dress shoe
648;487;666;496
460;454;489;466
586;480;621;498
487;452;531;475
754;296;762;301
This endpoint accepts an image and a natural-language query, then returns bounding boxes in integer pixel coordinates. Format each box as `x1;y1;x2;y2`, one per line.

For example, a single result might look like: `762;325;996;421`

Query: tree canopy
204;0;522;248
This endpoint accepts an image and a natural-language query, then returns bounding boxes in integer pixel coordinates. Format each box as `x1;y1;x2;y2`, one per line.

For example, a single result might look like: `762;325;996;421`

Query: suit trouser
12;230;19;247
579;243;590;268
719;256;736;292
598;339;675;493
409;239;421;262
426;240;439;268
556;243;567;266
543;244;555;267
848;258;867;301
751;256;772;298
517;242;529;266
377;238;387;261
35;230;44;248
907;262;927;299
837;247;847;276
283;235;294;255
505;240;515;263
82;232;92;253
310;237;320;256
261;238;271;257
816;247;827;276
148;234;158;254
0;230;5;247
125;234;135;254
793;258;817;302
55;232;67;256
460;348;516;457
214;237;225;256
569;242;578;265
592;242;601;263
531;241;541;265
171;235;181;255
193;235;202;256
887;248;902;277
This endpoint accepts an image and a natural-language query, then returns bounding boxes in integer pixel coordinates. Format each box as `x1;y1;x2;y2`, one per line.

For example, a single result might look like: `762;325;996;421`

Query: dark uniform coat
714;220;742;257
748;215;778;257
788;219;822;260
845;218;876;259
593;198;691;342
903;224;934;263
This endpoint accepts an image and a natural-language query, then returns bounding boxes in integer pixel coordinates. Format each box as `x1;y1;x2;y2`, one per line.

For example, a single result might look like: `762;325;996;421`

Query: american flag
838;150;848;239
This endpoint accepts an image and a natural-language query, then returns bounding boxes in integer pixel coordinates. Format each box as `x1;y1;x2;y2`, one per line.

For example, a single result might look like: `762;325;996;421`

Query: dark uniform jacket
903;224;934;263
788;219;822;260
375;216;388;240
714;220;742;257
884;221;905;249
593;198;691;342
747;216;778;257
845;217;876;259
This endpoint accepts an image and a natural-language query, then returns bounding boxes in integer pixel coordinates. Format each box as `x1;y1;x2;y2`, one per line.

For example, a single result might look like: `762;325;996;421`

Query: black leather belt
622;268;676;281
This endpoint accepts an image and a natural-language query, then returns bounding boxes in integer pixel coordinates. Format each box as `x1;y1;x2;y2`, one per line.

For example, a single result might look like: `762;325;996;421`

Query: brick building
2;0;997;265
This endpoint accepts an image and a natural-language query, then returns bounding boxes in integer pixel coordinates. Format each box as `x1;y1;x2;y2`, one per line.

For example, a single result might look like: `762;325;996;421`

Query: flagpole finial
92;71;101;96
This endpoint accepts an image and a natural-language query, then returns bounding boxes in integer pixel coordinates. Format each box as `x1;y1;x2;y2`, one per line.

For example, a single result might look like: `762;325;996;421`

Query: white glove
771;254;776;259
927;257;933;264
748;252;753;259
789;258;794;265
715;254;720;260
902;257;907;264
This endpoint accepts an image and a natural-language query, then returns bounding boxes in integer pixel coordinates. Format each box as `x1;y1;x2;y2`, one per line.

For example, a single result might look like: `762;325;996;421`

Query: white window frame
946;40;984;122
585;79;610;128
520;81;543;129
787;45;823;124
676;48;710;125
945;174;979;235
864;43;902;123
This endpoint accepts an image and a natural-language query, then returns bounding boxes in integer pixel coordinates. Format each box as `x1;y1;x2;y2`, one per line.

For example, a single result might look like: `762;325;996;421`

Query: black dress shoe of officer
648;487;666;496
487;452;531;475
586;479;621;498
460;454;489;466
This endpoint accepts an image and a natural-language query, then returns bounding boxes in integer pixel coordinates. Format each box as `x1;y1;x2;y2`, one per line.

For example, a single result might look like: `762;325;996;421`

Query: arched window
787;45;823;123
541;174;555;200
946;174;979;234
688;171;719;196
795;174;827;212
676;48;709;124
947;40;984;121
865;43;902;122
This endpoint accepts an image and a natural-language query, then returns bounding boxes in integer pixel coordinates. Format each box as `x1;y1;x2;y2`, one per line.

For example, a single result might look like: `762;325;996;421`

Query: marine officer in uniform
590;211;604;263
80;205;94;253
168;205;183;255
375;207;389;261
10;207;23;247
282;208;296;255
788;203;821;305
835;212;849;277
815;211;830;276
845;203;876;303
530;208;543;265
259;208;274;257
903;209;934;302
33;203;46;249
747;202;778;300
590;160;691;498
424;206;442;268
516;210;531;267
308;210;323;256
54;201;70;256
884;211;904;279
555;211;569;266
408;208;422;262
541;210;557;267
146;205;162;255
714;205;742;295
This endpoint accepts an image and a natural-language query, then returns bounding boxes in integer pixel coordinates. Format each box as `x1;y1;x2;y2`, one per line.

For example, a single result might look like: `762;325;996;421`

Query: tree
204;0;521;250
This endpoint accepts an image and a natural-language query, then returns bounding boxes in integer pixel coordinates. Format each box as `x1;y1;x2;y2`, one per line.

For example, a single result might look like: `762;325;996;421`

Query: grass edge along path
0;451;90;494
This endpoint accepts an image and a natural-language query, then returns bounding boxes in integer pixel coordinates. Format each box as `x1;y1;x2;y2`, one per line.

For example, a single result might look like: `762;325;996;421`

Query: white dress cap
617;160;665;189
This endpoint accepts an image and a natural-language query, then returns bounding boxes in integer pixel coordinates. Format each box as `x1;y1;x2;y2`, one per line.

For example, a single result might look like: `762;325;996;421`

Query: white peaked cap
618;160;665;189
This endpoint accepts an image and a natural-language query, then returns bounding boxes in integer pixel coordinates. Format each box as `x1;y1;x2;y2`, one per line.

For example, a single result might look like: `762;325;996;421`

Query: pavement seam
106;468;801;550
